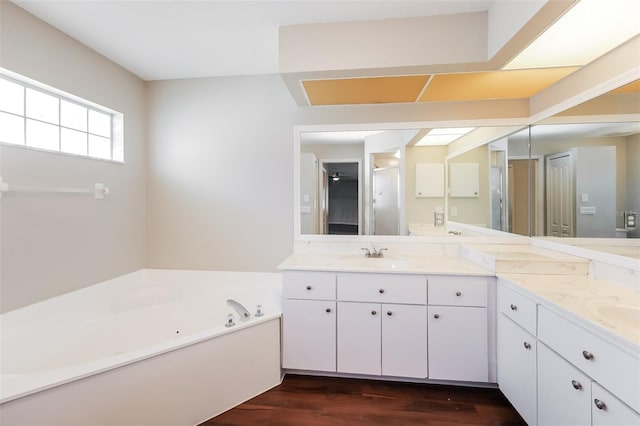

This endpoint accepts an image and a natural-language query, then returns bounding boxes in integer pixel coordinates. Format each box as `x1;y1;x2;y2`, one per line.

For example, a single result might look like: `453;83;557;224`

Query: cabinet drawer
337;273;427;304
498;281;537;335
428;276;488;307
283;271;336;300
538;305;640;413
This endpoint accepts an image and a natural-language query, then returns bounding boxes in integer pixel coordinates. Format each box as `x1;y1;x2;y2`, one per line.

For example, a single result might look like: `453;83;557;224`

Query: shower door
372;167;399;235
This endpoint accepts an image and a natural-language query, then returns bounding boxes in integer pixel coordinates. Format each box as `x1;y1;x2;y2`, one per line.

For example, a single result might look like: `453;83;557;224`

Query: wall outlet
581;193;589;202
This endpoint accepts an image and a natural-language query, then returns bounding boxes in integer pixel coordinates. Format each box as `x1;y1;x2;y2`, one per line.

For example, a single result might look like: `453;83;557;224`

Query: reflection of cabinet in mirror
545;147;616;237
449;163;479;198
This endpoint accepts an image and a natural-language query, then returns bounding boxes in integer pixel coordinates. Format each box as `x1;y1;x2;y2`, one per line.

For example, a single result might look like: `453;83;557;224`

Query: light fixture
505;0;640;70
415;127;475;146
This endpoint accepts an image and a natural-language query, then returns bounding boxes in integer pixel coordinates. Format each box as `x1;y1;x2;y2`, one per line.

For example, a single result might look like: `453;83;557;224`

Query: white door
546;152;574;237
373;167;399;235
428;306;488;382
538;343;591;426
337;301;381;375
282;299;336;372
497;314;537;426
381;304;428;378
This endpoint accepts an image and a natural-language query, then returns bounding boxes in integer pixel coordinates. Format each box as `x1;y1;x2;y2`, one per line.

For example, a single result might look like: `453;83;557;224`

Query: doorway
323;162;360;235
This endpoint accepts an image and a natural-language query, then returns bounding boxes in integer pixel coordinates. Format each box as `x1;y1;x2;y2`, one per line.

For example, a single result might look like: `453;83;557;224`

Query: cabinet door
282;299;336;372
538;343;591;426
592;382;640;426
428;306;488;382
382;304;428;378
497;314;537;426
337;301;381;375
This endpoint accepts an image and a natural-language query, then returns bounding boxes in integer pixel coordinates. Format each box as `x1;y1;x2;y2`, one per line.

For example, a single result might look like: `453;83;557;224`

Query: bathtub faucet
227;299;250;321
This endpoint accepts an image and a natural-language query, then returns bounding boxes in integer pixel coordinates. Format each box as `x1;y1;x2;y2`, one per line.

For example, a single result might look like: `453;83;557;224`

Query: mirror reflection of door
507;159;537;236
373;167;399;235
324;162;359;235
546;152;575;237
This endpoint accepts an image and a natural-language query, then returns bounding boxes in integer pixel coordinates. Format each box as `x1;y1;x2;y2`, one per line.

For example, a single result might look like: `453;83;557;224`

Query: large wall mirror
296;125;527;238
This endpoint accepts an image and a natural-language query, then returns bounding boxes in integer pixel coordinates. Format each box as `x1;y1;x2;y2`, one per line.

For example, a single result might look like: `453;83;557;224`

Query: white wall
0;2;147;313
146;75;297;271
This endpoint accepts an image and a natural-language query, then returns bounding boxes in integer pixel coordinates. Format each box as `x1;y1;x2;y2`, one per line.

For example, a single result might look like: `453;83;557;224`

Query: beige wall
146;75;298;271
448;145;490;227
0;2;147;312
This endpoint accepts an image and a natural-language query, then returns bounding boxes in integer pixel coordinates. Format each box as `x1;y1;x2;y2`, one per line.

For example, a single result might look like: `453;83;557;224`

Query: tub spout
227;299;250;321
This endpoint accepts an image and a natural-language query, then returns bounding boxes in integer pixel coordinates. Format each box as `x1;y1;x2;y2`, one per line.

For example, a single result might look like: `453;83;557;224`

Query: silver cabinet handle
523;342;531;350
387;311;393;316
510;304;517;311
325;308;332;313
306;285;312;290
455;291;462;296
582;350;594;360
571;380;582;390
433;314;440;319
379;289;385;294
594;399;606;410
371;310;377;315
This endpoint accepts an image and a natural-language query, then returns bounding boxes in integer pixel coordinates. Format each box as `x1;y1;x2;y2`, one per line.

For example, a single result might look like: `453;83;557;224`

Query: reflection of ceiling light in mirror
505;0;640;70
415;127;475;146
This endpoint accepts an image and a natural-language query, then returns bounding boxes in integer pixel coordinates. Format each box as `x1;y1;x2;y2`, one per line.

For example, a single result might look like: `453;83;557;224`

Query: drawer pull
455;291;462;296
434;314;440;319
387;311;393;316
325;308;332;313
371;310;377;316
582;350;594;360
594;399;606;410
571;380;582;390
306;285;312;291
523;342;531;350
379;289;385;294
510;304;517;311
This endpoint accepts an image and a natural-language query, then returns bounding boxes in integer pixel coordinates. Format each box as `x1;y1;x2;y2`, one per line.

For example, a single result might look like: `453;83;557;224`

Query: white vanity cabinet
336;273;428;378
282;272;337;372
337;301;428;378
537;342;591;426
592;382;640;426
427;276;490;382
496;282;538;426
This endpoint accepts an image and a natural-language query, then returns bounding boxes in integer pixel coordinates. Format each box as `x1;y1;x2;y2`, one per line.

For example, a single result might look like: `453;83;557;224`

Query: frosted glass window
0;78;24;115
26;119;59;151
89;110;111;137
89;134;111;159
0;112;25;145
26;88;59;124
61;128;87;155
61;100;87;131
1;73;122;161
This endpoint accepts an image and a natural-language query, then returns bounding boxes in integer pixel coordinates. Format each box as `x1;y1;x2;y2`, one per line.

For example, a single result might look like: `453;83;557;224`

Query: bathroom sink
596;305;640;330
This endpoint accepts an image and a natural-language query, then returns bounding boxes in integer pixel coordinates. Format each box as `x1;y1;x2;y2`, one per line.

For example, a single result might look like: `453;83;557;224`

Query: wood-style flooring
200;374;526;425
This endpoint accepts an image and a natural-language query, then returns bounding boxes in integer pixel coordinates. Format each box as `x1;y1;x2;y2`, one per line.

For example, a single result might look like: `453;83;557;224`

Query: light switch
303;194;310;203
581;193;589;202
451;206;458;217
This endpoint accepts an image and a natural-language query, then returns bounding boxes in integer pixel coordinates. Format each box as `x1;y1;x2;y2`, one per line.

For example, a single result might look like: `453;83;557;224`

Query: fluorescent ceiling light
505;0;640;70
415;127;476;146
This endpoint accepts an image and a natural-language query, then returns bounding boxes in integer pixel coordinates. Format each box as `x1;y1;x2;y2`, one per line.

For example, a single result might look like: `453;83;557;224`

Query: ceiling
11;0;493;81
9;0;640;108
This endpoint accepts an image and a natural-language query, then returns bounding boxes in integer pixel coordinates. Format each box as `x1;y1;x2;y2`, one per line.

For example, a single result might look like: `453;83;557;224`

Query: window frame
0;69;124;163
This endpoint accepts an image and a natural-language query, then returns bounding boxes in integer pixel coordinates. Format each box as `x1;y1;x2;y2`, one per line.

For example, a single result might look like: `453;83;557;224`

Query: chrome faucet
361;246;388;258
448;230;462;236
226;299;250;321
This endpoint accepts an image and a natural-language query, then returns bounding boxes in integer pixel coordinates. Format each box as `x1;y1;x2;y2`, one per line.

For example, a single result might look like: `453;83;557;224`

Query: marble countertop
499;273;640;349
278;252;494;276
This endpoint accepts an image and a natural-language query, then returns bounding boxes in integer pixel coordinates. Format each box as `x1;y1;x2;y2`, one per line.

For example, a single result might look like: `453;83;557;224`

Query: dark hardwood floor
200;375;526;425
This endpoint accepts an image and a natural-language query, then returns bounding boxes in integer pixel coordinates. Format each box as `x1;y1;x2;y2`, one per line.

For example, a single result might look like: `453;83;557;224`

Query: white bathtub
0;269;283;426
